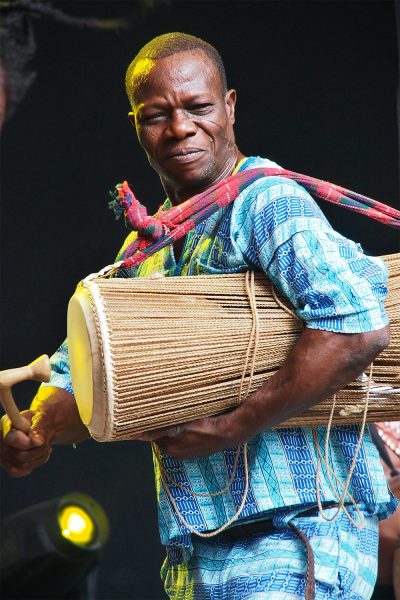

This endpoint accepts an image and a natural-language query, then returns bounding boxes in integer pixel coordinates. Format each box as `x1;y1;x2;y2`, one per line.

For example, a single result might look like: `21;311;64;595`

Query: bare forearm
225;325;390;442
127;325;390;461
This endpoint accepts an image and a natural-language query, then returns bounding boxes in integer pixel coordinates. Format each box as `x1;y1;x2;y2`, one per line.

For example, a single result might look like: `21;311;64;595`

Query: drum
67;254;400;442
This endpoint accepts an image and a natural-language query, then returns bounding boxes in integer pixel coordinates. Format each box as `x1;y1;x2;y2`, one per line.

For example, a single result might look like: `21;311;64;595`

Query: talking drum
67;254;400;442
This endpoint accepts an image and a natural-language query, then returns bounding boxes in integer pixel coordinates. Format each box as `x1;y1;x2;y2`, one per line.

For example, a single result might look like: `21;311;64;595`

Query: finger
2;409;34;428
3;427;35;451
1;410;36;445
134;424;185;441
11;445;53;465
1;454;31;475
3;459;34;478
131;430;167;442
29;430;46;447
155;438;188;461
2;446;53;472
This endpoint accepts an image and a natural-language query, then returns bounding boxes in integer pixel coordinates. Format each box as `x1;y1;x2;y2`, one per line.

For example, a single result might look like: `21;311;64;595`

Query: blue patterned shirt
43;156;396;563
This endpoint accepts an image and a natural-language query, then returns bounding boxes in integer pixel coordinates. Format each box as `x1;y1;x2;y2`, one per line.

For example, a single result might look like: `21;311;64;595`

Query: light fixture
0;492;109;599
59;504;96;546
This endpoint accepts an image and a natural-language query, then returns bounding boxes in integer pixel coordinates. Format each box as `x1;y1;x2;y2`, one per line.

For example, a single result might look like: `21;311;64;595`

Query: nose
167;109;197;139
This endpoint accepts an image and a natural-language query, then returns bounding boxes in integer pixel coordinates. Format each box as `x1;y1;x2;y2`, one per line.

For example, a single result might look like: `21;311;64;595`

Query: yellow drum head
67;288;94;425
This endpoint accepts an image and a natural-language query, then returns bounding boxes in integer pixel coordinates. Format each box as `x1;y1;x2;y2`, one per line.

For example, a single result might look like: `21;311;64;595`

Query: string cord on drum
272;284;373;529
153;270;259;537
312;362;374;530
154;273;376;535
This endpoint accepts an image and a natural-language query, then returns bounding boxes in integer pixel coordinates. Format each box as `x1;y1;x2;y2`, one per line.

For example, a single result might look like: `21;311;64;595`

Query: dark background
1;1;399;599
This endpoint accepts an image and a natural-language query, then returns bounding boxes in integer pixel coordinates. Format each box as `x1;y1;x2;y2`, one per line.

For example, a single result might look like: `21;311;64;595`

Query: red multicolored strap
108;168;400;270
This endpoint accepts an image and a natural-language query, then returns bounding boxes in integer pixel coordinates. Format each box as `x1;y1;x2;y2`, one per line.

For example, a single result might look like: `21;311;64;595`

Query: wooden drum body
67;255;400;442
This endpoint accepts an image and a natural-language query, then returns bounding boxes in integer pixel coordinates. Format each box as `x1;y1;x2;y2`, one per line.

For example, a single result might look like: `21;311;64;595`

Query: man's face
129;50;237;197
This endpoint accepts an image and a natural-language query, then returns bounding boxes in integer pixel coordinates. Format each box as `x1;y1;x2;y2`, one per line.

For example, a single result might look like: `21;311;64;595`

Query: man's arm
0;386;89;477
231;325;390;431
142;325;390;460
139;187;391;459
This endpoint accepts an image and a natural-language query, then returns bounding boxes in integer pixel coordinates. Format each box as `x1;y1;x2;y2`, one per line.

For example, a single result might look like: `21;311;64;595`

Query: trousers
161;508;379;599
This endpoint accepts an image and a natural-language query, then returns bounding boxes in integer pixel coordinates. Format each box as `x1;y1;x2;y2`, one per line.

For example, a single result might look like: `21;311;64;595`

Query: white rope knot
339;403;366;417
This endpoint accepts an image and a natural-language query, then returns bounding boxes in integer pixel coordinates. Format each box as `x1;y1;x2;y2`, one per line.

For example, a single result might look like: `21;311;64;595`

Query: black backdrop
1;2;399;599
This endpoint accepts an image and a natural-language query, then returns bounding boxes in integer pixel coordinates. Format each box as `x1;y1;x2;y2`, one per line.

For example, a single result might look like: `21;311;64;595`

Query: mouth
165;148;204;163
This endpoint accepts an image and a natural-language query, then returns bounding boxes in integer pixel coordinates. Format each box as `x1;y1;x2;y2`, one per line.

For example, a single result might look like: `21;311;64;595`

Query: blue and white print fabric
42;156;395;562
161;508;379;599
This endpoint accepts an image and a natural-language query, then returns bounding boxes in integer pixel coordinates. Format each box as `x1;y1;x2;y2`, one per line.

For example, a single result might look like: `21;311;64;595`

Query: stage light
59;504;95;545
0;492;109;599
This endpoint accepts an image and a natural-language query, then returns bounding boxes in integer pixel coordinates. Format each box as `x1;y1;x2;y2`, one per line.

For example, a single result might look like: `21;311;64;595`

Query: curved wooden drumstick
0;355;51;434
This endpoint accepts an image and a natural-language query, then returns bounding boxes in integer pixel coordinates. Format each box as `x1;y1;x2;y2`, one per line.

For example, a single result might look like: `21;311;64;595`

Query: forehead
132;50;222;106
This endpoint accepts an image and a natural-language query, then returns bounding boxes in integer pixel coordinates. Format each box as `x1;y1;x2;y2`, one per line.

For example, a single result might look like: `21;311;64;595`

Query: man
0;33;396;599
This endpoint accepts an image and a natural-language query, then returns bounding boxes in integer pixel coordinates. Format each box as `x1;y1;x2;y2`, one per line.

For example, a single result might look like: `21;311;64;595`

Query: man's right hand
0;386;90;477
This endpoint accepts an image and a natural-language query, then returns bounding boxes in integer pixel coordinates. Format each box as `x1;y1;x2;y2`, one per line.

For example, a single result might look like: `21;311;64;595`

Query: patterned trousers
161;509;379;599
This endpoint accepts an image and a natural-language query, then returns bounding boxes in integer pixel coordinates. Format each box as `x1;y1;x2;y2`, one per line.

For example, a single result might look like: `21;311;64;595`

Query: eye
188;103;212;115
139;112;166;124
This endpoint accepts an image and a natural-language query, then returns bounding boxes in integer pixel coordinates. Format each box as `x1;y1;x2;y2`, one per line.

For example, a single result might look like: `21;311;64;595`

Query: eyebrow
137;93;213;113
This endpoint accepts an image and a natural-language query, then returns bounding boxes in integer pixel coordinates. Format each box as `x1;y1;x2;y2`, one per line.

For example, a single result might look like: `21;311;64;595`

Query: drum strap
108;167;400;272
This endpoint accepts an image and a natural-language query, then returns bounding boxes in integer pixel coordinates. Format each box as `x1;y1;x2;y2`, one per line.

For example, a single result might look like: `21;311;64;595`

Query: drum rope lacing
153;271;373;536
274;285;373;529
152;270;259;537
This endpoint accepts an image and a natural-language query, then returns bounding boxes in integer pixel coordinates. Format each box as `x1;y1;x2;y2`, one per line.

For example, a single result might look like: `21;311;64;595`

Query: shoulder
233;156;330;238
238;156;325;212
239;156;282;171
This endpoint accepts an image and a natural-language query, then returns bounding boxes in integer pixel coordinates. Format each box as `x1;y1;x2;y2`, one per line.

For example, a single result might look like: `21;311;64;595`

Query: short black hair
125;32;227;107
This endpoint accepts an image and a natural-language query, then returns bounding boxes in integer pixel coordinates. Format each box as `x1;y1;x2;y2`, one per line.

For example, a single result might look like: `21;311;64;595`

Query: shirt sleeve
266;229;389;333
40;338;74;394
235;175;389;333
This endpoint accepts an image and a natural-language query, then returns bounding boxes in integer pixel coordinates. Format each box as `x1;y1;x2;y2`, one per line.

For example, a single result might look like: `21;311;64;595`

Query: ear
225;89;237;124
128;111;136;128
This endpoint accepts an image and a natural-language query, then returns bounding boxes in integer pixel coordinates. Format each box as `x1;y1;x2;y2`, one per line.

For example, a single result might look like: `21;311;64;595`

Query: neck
164;148;246;206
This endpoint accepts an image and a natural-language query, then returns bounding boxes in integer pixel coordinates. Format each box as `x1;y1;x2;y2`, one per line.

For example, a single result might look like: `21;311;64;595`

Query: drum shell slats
73;254;400;441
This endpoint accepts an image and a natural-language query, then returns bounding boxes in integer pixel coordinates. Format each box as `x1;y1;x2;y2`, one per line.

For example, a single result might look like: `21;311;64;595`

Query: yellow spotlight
58;505;95;546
